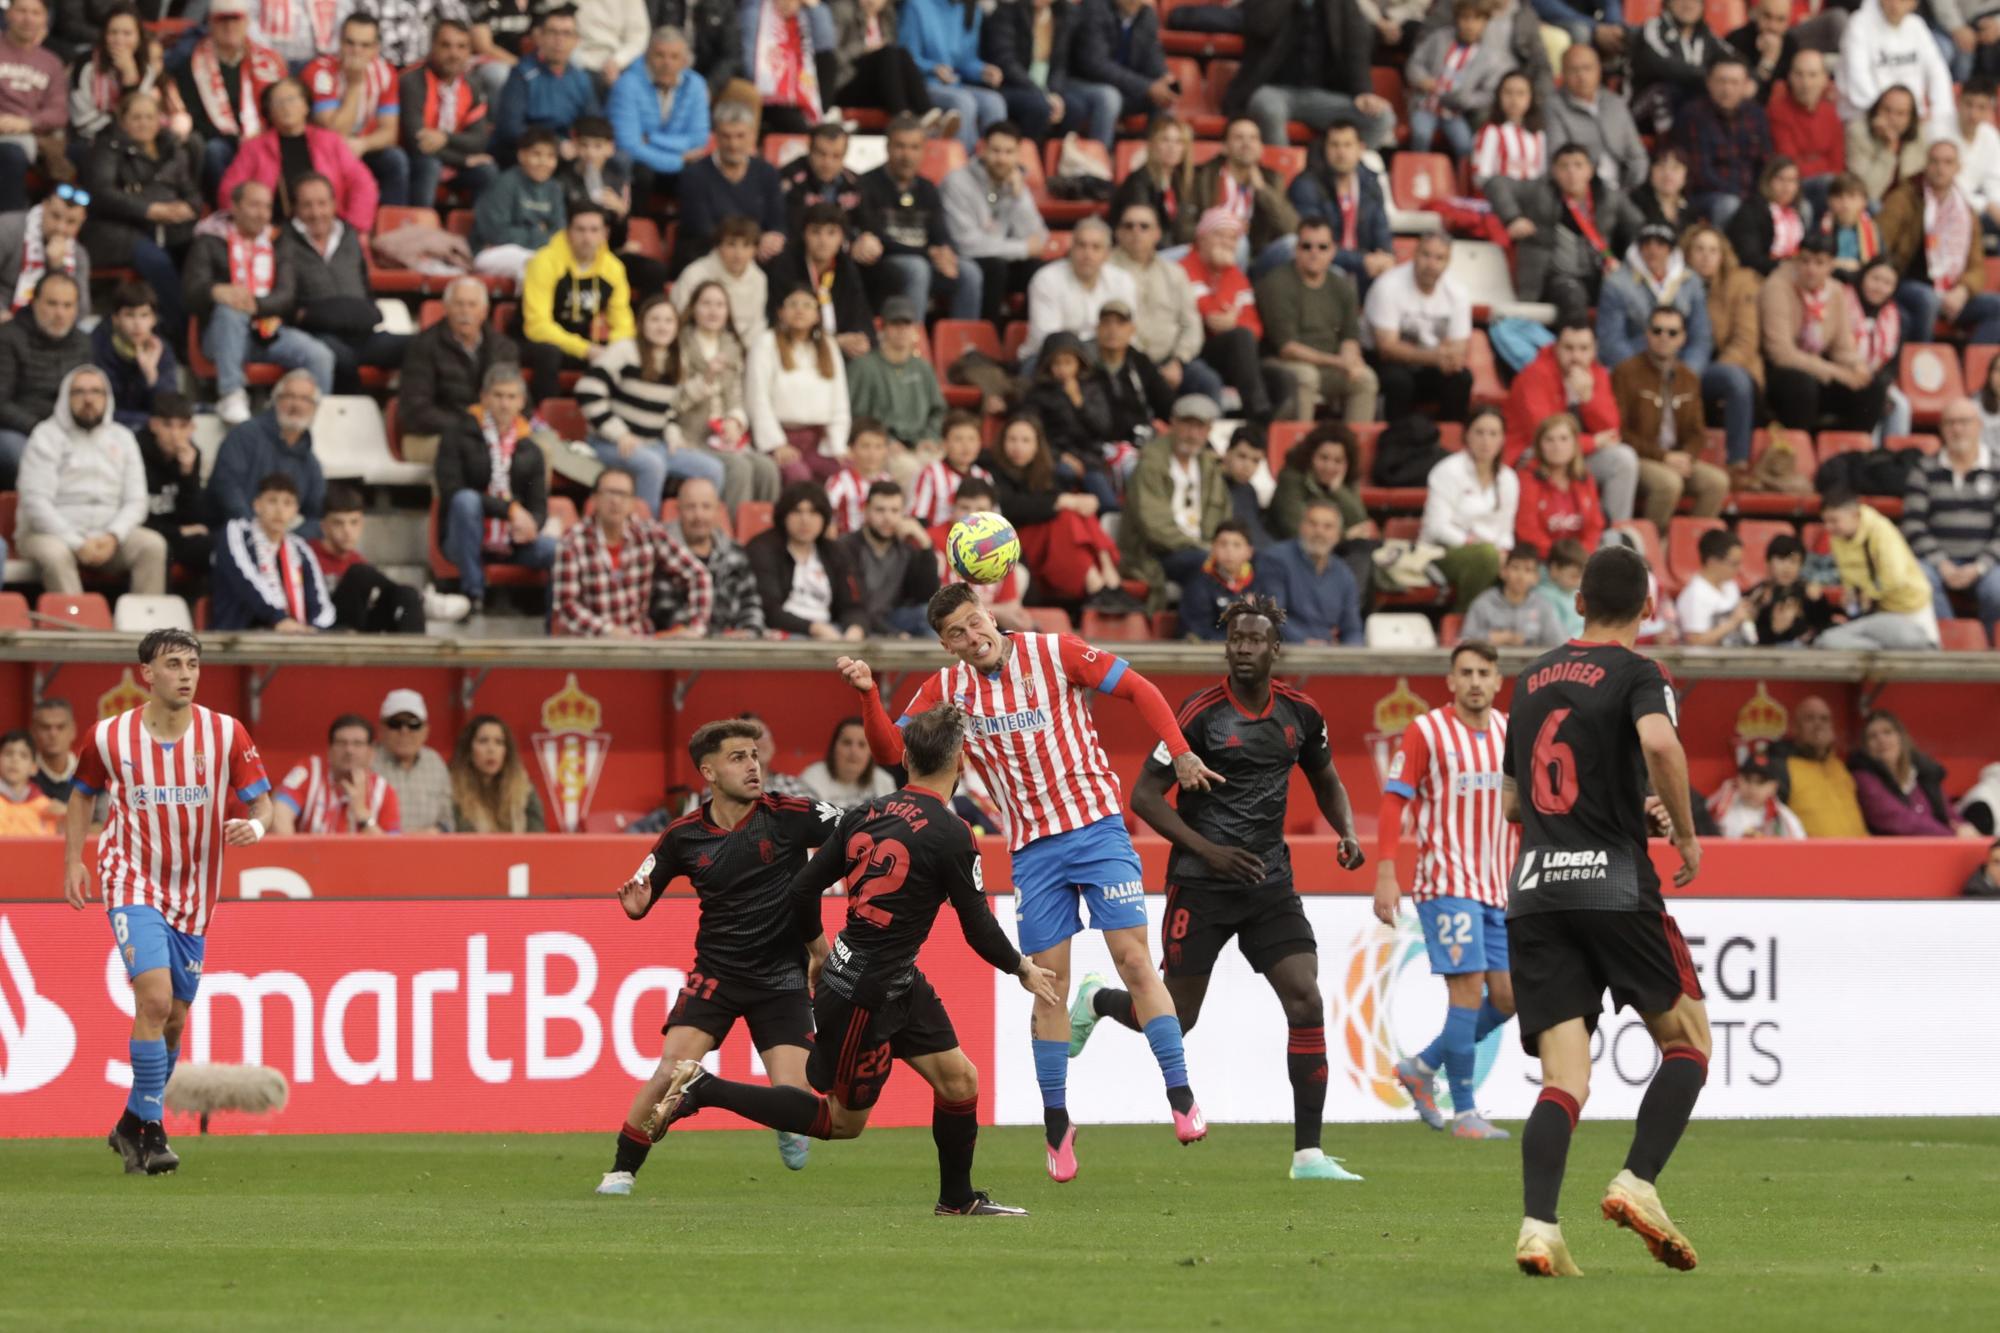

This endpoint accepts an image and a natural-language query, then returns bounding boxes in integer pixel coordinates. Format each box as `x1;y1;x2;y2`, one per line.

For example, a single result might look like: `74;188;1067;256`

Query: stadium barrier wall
5;875;1996;1136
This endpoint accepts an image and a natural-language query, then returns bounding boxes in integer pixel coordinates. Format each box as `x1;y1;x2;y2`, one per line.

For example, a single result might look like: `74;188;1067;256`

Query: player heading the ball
63;629;275;1177
838;582;1225;1182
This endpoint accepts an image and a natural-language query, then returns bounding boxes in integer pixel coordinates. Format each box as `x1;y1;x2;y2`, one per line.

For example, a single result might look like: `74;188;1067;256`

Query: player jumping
62;629;275;1176
652;704;1062;1215
1067;598;1368;1182
838;583;1222;1182
1502;547;1709;1277
1374;638;1518;1141
597;719;840;1196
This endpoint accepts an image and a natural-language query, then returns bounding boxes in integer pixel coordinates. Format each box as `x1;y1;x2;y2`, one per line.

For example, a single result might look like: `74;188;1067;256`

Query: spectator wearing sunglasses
1610;304;1730;532
0;182;93;321
372;689;456;833
1255;216;1379;425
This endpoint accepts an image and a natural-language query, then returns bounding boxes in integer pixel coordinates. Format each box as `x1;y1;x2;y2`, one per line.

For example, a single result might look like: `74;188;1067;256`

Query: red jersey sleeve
231;724;273;802
1384;720;1429;801
894;671;949;726
376;780;403;834
1054;634;1127;692
73;724;108;796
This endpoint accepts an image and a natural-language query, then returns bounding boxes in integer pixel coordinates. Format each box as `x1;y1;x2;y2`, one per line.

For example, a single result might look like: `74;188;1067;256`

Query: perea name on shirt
880;798;931;831
1524;661;1607;693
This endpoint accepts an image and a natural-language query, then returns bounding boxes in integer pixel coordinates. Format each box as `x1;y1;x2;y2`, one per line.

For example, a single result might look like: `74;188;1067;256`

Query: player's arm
223;792;275;848
788;817;859;954
1501;776;1520;823
942;838;1061;1005
616;835;680;920
1373;720;1427;922
1060;637;1223;791
1639;713;1701;888
837;655;910;766
1296;709;1362;872
61;784;94;909
1130;757;1264;884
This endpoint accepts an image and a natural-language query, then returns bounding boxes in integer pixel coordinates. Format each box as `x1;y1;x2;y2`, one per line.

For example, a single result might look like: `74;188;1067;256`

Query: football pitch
4;1119;1997;1331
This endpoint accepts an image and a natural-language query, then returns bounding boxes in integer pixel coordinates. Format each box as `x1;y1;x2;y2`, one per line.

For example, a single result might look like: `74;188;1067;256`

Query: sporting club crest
97;669;150;719
1365;678;1431;791
532;674;612;833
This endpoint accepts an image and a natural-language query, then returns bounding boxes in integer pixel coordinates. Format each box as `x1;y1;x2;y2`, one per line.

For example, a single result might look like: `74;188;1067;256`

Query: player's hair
324;483;364;516
1218;593;1286;638
926;581;982;633
1504;544;1541;566
901;704;966;779
328;713;374;743
137;628;199;665
1451;639;1500;668
32;697;73;717
850;416;888;445
688;718;763;770
1697;528;1741;564
1578;546;1652;626
942;409;983;438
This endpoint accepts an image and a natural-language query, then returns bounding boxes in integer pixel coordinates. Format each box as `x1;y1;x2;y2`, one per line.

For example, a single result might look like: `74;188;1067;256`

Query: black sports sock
697;1078;835;1138
612;1122;653;1175
1522;1087;1579;1223
116;1108;143;1137
1286;1026;1329;1152
933;1093;979;1208
1165;1084;1195;1115
1624;1046;1708;1182
1043;1106;1071;1147
1090;986;1143;1032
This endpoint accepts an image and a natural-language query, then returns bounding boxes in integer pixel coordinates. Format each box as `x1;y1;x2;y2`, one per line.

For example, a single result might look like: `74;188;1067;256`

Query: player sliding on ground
1067;598;1369;1182
839;583;1223;1182
1375;638;1518;1141
62;629;275;1176
597;719;840;1196
1503;546;1711;1277
652;704;1063;1215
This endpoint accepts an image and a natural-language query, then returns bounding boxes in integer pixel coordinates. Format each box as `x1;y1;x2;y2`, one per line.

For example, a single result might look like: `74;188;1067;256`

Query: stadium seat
1667;516;1727;590
1447;241;1557;325
311;396;432;486
0;590;30;629
1348;422;1386;485
1939;620;1991;651
1887;433;1942;456
1003;321;1030;365
1196;62;1237;140
1815;431;1872;460
1041;231;1074;261
368;206;440;294
1706;0;1748;30
1467;330;1507;407
1364;613;1436;648
624;217;665;262
919;139;967;186
1899;345;1965;426
0;493;30;587
112;594;194;633
536;398;588;442
1967;344;2000;399
425;498;550;589
763;133;806;168
1735;429;1819;516
1158;2;1243;56
582;810;649;833
1390;153;1454;213
418;299;444;330
1023;145;1101;224
186;318;282;388
192;595;210;629
1150;611;1182;639
1615;521;1675;596
36;593;114;630
1026;607;1074;634
1081;610;1150;641
1627;0;1662;19
1735;519;1796;587
1369;69;1408;144
1437;421;1464;452
735;501;774;544
1112;139;1148;184
1439;613;1464;646
1265;419;1308;476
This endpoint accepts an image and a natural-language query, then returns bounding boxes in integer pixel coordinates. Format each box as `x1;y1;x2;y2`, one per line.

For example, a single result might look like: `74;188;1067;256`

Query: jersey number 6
1530;708;1579;816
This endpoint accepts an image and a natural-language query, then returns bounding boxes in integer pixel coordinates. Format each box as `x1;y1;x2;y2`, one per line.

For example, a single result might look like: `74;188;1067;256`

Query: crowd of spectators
6;0;2000;649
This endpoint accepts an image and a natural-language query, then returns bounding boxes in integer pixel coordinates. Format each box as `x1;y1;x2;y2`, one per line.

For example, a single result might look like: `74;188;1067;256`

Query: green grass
4;1120;1999;1331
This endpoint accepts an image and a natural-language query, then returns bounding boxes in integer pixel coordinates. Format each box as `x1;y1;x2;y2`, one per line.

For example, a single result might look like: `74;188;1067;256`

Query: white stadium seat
113;595;194;634
1365;613;1438;649
311;396;432;487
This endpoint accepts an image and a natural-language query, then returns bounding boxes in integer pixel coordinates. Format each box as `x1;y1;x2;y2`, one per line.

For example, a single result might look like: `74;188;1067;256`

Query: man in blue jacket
1287;121;1395;298
493;6;602;163
1066;0;1174;147
607;26;711;203
209;471;337;633
1252;496;1364;644
205;371;327;539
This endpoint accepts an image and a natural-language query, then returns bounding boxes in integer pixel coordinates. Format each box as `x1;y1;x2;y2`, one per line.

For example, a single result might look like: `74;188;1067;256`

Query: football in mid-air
947;511;1021;585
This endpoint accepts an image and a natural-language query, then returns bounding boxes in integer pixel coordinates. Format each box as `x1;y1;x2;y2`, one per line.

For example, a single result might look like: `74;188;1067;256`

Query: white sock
1292;1147;1325;1166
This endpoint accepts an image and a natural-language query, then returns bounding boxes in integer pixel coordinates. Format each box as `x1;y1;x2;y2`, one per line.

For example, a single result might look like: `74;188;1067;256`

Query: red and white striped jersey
73;706;272;936
1384;708;1515;907
276;756;403;834
302;53;400;133
823;465;890;535
908;460;993;528
896;633;1125;851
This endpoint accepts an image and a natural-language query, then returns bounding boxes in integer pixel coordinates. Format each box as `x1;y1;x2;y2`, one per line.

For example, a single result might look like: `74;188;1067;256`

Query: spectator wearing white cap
371;689;455;832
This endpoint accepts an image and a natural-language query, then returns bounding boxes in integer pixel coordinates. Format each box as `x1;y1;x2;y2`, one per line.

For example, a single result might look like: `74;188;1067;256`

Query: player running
62;629;275;1176
1374;638;1518;1141
838;582;1221;1182
1067;598;1368;1182
1502;547;1709;1278
652;704;1062;1215
597;718;840;1196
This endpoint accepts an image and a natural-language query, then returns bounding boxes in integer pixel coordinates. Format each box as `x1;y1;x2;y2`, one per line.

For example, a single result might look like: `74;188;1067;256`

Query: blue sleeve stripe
273;791;302;814
894;716;912;729
72;776;102;796
237;778;272;802
1384;780;1416;800
1097;657;1129;695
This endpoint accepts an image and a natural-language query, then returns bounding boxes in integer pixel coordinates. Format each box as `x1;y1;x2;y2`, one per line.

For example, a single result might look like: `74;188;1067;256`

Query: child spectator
1754;532;1834;645
1708;754;1807;838
91;281;179;433
1471;71;1546;194
211;471;336;632
1817;172;1880;281
1405;0;1504;159
137;392;211;585
669;215;770;346
1178;519;1256;641
1815;489;1939;649
909;409;995;527
1538;536;1589;639
824;419;896;535
1220;429;1274;548
1462;545;1565;647
472;127;566;284
0;730;61;837
310;483;444;633
1676;528;1758;645
745;481;866;640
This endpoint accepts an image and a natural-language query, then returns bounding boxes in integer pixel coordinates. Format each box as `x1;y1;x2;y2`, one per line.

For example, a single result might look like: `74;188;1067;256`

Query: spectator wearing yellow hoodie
1815;489;1940;650
517;203;635;400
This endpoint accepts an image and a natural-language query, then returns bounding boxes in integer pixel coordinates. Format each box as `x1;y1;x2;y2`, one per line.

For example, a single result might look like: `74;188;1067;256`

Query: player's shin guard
1091;986;1141;1031
1033;1039;1070;1144
612;1122;653;1174
1440;1005;1480;1113
1143;1015;1195;1115
1474;1000;1510;1042
127;1038;169;1122
698;1079;837;1139
1522;1087;1580;1223
1623;1045;1708;1183
1286;1026;1329;1152
933;1093;979;1209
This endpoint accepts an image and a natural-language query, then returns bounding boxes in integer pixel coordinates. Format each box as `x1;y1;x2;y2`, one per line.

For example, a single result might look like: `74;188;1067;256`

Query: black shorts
1508;909;1704;1055
1161;882;1317;978
805;972;960;1111
663;969;814;1052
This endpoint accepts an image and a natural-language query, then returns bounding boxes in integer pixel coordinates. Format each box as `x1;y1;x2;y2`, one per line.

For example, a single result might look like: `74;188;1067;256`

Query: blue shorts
1010;816;1149;955
109;904;206;1003
1416;897;1509;976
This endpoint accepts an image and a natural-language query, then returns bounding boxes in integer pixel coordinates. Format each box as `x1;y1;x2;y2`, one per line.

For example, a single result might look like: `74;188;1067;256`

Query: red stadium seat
1390;153;1454;212
1706;0;1748;31
919;139;968;186
1940;620;1991;651
1437;421;1464;452
1027;607;1074;634
418;299;444;330
1900;345;1966;426
1042;230;1074;261
1617;519;1674;596
1370;69;1407;144
1734;519;1796;587
1150;611;1182;639
1262;146;1305;180
1161;56;1212;121
370;206;442;294
1382;516;1421;541
1197;62;1237;139
536;397;588;442
1887;433;1942;456
1081;610;1150;641
735;501;774;544
1265;419;1309;476
1467;330;1506;408
1734;428;1820;516
1113;139;1148;184
192;596;211;629
934;319;1005;366
36;593;114;630
375;205;442;235
1814;431;1872;459
1627;0;1662;19
444;209;475;238
1439;613;1464;646
1159;2;1244;57
426;499;549;589
1003;321;1031;364
1967;343;2000;400
1667;516;1727;591
762;133;807;168
0;591;29;630
185;318;281;388
0;490;14;544
624;217;666;262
